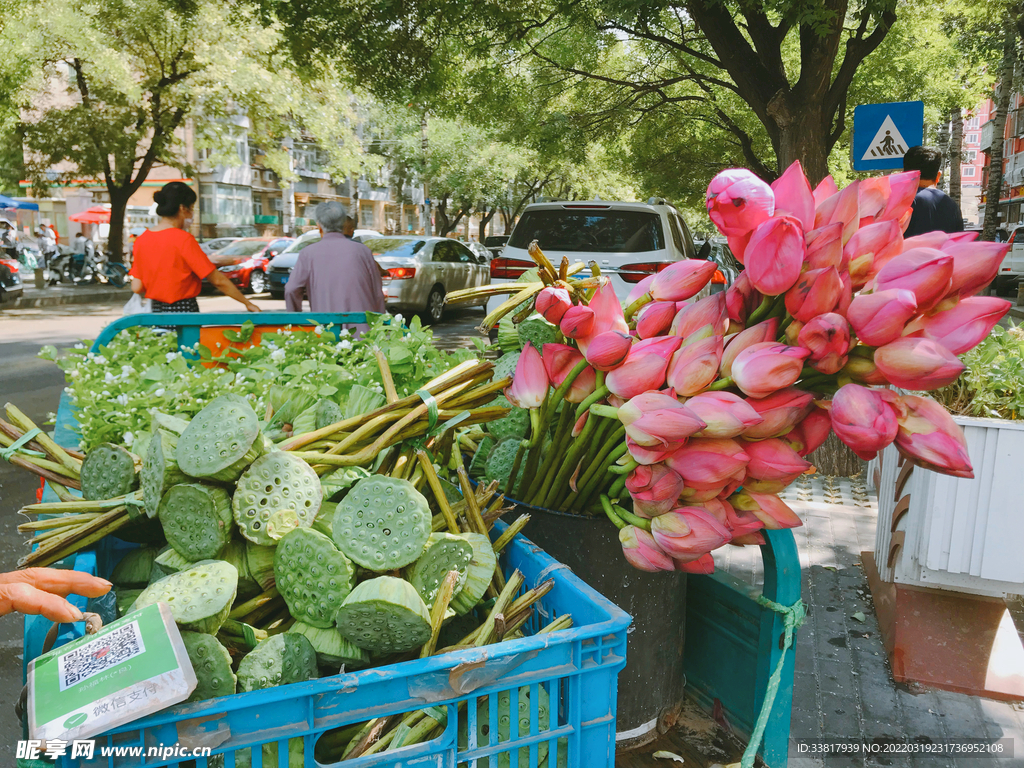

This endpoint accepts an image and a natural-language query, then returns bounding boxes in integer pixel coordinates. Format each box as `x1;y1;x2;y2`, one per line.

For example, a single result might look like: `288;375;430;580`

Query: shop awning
69;206;111;223
0;194;39;210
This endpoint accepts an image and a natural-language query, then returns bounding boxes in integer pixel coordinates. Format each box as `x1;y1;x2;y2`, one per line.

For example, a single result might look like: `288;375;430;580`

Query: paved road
0;294;485;758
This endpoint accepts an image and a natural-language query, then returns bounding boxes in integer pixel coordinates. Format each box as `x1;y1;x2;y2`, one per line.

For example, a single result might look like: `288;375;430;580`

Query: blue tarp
0;194;38;210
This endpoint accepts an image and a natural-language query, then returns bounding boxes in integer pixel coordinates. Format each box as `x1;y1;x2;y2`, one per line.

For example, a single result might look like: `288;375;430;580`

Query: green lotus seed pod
485;397;530;443
334;576;431;655
142;430;188;518
404;533;473;607
158;483;234;561
517;315;559;352
115;588;143;618
468;437;496;478
449;532;498;616
80;443;138;501
491;351;521;382
315;399;345;431
177;395;266;483
149;547;194;583
274;528;354;628
290;402;319;437
458;686;553;768
180;631;236;702
232;452;322;546
287;621;369;669
134;560;237;634
151;411;190;436
320;466;371;503
332;476;431;571
245;542;277;591
236;633;318;693
111;547;159;588
484;438;525;489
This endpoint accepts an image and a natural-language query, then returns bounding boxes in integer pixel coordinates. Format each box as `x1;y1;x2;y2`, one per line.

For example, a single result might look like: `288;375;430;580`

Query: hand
244;300;261;313
0;568;111;623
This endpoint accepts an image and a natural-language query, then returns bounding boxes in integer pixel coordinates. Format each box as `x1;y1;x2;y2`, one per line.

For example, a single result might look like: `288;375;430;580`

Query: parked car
267;231;323;300
203;237;293;294
486;199;700;314
0;257;24;303
352;229;382;242
483;235;508;258
983;226;1020;295
199;237;240;255
696;238;741;294
467;242;492;263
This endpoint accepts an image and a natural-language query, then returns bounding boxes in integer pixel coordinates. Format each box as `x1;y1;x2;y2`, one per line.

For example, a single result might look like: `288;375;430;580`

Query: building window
967;134;979;144
963;150;977;163
966;117;980;130
253;197;263;217
963;167;976;177
360;204;374;228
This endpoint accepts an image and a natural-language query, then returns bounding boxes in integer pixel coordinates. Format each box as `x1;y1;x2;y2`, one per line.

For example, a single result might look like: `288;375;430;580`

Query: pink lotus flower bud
632;335;683;359
904;230;971;251
560;305;595;339
699;497;731;526
721;318;780;378
894;395;973;478
830;383;900;460
728;231;752;264
541;344;597;404
504;343;549;409
730;342;812;399
813;181;860;244
742;437;811;484
620;390;705;451
636;301;678;339
837;271;853;317
874;337;964;390
880;171;920;222
847;289;918;347
588;281;629;336
720;496;764;538
842;355;888;385
743;388;815;440
902;297;1012;356
626;464;686;517
675;553;716;573
666;332;724;396
671;293;728;339
725;271;761;324
684;391;764;438
871;247;953;313
650;259;717;302
812;175;839;207
585;330;633;371
535;286;572;325
572;411;588;437
730;491;803;529
706;168;775;237
858;175;890;222
651;507;731;561
744;216;806;296
679;485;728;503
844;219;903;289
942;241;1011;299
771;161;815;230
625;436;676;466
798;313;851;375
620;526;675;572
784;406;832;456
785;267;843;323
626;273;657;305
805;222;844;271
606;349;671;400
666;437;750;490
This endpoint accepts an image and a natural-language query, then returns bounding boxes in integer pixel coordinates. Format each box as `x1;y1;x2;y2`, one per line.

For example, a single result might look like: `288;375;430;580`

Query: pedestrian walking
129;181;259;314
285;201;387;335
902;146;964;237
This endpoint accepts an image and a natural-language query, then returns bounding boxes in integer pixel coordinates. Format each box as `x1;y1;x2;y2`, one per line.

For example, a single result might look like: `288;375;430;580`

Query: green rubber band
415;389;439;432
432;409;471;438
0;428;44;462
121;495;146;521
740;596;806;768
423;705;447;724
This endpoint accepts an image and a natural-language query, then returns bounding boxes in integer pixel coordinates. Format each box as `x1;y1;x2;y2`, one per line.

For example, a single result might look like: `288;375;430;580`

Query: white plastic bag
123;294;152;315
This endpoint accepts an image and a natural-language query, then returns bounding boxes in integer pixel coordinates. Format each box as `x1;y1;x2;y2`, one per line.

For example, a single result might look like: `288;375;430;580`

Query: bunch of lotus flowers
448;162;1012;574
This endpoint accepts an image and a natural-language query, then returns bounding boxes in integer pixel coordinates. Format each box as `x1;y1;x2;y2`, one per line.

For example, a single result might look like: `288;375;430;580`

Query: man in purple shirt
284;201;387;334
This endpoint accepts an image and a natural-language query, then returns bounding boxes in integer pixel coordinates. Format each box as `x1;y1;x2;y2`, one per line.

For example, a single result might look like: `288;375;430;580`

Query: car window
452;243;475;263
1010;228;1021;245
362;238;427;259
431;241;450;262
216;240;269;257
667;215;686;257
508;209;665;253
676;215;697;259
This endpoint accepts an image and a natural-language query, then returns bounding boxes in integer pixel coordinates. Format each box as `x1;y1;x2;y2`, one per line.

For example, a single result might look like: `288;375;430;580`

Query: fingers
0;583;84;623
0;568;111;598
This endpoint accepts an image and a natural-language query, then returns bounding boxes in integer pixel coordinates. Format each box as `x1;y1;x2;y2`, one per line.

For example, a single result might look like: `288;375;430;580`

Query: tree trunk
443;206;466;236
808;433;866;478
983;20;1016;242
434;196;450;236
106;188;130;264
478;207;496;241
770;103;831;185
949;108;963;207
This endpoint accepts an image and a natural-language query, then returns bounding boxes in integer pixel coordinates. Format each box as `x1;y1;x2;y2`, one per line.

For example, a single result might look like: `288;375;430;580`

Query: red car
203;237;293;294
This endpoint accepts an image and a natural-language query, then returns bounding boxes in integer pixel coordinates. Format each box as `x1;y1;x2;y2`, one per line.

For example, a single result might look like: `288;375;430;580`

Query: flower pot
515;500;686;750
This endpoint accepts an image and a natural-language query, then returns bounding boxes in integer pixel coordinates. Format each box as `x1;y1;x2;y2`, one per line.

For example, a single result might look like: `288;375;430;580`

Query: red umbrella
69;205;111;223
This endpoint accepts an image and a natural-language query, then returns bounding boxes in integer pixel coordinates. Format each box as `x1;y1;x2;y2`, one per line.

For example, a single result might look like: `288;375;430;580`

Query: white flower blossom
235;373;246;384
70;370;80;378
271;349;286;362
101;390;110;397
74;343;85;350
104;372;117;384
123;431;134;447
115;394;129;406
154;388;165;397
337;340;352;351
338;329;350;337
121;365;134;375
94;355;107;365
314;325;325;335
165;352;179;363
393;314;404;325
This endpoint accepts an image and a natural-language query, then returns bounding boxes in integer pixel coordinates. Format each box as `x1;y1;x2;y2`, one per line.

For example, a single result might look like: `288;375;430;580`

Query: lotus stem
614;504;650;531
745;295;774;326
446;281;543;304
706;376;735;391
540;408;602;509
571;433;628;512
18;515;99;532
574;385;610;420
47;482;78;503
420;570;459;658
623;292;653;321
588;403;620;420
4;404;81;477
475;570;523;646
479;284;545;330
608;473;628;500
524;402;574;503
491;514;530;554
228;586;280;621
607;457;638;475
600;495;626;530
416;451;461;534
373;348;400;403
20;507;131;568
539;614;573;634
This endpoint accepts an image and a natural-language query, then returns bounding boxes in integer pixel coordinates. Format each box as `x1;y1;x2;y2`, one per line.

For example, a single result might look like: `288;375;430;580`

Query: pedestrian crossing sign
852;101;924;171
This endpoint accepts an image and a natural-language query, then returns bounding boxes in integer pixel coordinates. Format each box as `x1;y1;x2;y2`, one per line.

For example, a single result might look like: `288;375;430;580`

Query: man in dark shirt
902;146;965;237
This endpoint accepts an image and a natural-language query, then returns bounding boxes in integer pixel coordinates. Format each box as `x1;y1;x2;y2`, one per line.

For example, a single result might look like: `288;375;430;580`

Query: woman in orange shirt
130;182;259;314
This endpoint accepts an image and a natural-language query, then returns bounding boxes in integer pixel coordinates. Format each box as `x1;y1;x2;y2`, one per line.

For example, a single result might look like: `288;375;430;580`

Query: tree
4;0;364;260
983;19;1018;241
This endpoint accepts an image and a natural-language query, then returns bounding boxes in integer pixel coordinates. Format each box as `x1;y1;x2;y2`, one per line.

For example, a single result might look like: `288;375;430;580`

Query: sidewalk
716;475;1024;767
0;283;131;310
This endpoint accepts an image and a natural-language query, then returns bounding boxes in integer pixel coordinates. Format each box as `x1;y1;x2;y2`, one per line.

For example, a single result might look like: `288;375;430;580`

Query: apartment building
979;93;1024;230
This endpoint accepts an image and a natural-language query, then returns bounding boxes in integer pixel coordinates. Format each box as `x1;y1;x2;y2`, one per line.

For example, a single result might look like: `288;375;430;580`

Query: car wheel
424;285;446;324
249;270;267;295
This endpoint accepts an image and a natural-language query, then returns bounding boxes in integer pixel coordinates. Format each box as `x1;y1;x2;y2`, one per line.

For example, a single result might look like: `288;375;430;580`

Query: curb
1;286;131;311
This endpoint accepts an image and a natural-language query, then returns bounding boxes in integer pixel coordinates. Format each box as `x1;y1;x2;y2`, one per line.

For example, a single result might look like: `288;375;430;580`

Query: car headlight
218;265;239;273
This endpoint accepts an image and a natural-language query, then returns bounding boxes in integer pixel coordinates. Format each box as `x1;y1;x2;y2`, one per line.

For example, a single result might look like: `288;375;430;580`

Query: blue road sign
852;101;924;171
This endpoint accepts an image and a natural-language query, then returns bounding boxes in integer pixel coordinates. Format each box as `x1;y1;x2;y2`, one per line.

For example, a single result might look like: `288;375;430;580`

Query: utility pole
421;112;431;235
281;138;295;236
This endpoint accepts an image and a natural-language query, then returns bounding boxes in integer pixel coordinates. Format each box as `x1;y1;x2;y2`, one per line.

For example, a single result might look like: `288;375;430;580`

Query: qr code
57;621;146;691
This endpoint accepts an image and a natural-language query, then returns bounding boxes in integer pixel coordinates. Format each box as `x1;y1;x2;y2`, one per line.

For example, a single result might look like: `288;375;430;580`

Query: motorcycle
46;247;127;287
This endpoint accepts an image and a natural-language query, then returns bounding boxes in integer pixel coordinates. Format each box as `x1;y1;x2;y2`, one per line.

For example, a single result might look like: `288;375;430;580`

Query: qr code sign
57;621;146;691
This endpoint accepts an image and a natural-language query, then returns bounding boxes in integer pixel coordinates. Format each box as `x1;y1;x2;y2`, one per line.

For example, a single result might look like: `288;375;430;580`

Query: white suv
487;200;703;314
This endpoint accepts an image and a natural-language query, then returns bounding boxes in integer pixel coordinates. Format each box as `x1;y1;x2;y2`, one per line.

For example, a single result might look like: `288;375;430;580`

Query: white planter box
869;415;1024;597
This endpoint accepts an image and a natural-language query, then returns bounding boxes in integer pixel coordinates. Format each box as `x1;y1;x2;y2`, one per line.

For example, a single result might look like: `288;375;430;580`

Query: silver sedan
366;237;490;323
